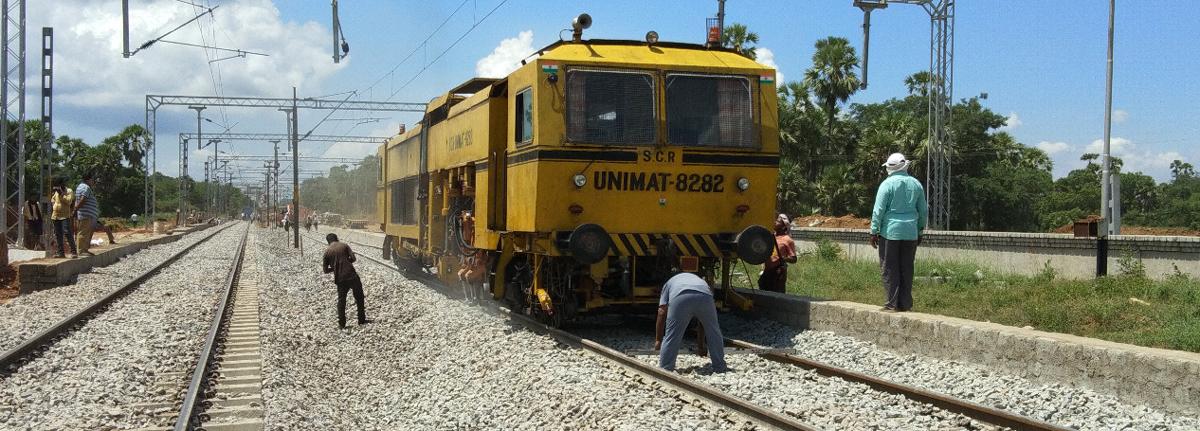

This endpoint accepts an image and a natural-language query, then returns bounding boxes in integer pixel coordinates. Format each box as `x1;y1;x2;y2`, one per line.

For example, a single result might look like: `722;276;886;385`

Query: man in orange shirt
758;214;797;293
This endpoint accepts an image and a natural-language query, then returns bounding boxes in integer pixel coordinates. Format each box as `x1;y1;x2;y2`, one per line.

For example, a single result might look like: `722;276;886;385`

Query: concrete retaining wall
736;288;1200;416
792;228;1200;279
16;222;216;294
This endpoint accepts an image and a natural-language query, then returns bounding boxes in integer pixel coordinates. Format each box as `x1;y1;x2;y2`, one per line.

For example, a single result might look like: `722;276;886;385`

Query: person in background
655;271;727;373
50;177;77;258
869;153;928;312
73;172;100;257
323;233;369;329
23;197;44;250
758;213;797;293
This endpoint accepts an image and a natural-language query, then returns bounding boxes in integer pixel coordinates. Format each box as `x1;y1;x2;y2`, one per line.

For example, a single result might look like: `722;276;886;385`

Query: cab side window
515;88;533;145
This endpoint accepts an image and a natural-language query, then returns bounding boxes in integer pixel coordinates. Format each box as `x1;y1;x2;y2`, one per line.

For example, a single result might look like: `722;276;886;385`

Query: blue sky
33;0;1199;182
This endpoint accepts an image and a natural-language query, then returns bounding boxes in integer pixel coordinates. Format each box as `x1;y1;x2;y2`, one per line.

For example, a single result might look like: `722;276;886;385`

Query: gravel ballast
723;315;1200;431
256;229;755;430
0;224;244;430
576;320;998;431
0;223;229;353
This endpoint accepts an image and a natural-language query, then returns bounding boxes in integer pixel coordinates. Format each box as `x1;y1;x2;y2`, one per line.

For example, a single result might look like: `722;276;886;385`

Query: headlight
572;173;587;188
737;177;750;191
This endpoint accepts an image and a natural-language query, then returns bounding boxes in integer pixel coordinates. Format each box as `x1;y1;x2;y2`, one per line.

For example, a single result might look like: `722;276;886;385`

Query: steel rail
0;222;237;374
296;231;822;431
725;338;1075;431
173;222;251;430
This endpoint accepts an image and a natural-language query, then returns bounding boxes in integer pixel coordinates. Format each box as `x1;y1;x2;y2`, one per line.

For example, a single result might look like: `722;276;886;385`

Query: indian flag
759;73;775;84
542;62;560;74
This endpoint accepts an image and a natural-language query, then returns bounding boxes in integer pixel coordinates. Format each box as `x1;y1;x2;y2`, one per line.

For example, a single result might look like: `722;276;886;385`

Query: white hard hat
882;153;908;168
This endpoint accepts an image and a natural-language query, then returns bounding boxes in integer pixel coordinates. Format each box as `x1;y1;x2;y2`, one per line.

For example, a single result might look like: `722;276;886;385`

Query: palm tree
721;23;759;59
777;82;822;161
903;71;932;97
803;37;861;128
802;37;861;181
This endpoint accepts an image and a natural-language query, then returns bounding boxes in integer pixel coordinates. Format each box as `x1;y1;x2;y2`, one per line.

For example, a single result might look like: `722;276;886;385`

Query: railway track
313;229;1074;431
172;222;259;431
295;231;817;430
0;222;239;374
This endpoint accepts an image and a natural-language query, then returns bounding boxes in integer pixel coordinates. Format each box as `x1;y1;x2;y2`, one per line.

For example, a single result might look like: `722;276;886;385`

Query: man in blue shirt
654;271;727;372
73;172;101;257
869;153;928;312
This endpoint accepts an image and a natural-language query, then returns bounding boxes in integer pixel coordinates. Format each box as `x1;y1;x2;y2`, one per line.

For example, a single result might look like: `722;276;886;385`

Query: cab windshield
565;69;657;146
666;74;756;148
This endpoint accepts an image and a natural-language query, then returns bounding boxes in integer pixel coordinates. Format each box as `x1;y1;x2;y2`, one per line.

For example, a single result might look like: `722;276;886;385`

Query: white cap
882;153;908;168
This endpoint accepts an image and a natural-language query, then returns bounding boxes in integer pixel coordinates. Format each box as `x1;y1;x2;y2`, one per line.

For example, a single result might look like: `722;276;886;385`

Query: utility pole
39;27;51;255
1101;0;1118;236
121;0;130;58
262;167;270;226
291;87;299;249
716;0;725;41
270;139;280;227
203;161;209;213
212;137;219;215
854;1;888;89
332;0;340;63
186;106;205;222
331;0;348;63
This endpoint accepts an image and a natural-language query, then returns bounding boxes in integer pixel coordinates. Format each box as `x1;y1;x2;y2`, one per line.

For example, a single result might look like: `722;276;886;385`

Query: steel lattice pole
1;0;26;251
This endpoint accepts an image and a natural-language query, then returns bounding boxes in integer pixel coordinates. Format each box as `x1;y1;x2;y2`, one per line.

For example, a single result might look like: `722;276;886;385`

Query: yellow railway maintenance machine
378;18;779;325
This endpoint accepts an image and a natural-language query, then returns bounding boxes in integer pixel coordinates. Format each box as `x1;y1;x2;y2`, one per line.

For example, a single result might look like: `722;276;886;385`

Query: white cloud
1035;141;1070;155
475;30;534;78
1112;109;1128;123
31;0;342;109
755;47;784;84
999;112;1022;131
321;141;379;160
1085;137;1133;154
1084;137;1185;181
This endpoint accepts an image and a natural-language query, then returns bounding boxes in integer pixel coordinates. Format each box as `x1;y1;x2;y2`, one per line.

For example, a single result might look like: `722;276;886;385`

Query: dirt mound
792;214;871;229
1052;216;1199;236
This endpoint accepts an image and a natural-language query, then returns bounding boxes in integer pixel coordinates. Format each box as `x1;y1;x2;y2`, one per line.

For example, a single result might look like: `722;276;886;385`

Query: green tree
1170;160;1195;181
801;37;861;182
721;23;759;59
803;37;861;130
300;155;381;219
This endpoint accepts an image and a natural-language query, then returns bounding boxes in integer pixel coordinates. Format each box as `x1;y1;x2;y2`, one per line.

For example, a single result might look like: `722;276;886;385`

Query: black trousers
878;237;917;310
757;264;788;293
337;278;367;328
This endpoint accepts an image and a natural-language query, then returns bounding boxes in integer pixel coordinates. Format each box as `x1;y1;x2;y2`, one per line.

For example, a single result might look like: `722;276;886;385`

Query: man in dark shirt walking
323;233;368;329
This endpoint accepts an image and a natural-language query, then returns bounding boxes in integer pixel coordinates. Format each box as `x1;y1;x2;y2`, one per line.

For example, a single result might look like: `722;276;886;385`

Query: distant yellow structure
378;34;779;325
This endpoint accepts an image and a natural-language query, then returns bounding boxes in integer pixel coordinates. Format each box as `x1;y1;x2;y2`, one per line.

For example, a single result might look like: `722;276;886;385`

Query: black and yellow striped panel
609;233;724;257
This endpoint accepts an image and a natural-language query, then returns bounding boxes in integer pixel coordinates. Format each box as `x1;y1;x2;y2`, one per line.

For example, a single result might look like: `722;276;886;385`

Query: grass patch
756;255;1200;353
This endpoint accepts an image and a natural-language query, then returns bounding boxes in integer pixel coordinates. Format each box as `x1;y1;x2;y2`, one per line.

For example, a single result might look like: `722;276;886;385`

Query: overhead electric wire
299;92;360;144
157;39;269;57
129;5;218;56
326;0;473;138
385;0;511;102
360;0;471;97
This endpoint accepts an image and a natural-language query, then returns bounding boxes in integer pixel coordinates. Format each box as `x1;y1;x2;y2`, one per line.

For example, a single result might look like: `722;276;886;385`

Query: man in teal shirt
869;153;928;312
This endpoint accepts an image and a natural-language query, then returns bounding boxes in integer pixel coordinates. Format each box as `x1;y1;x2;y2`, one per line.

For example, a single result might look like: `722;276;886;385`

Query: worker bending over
655;271;727;373
323;233;369;329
